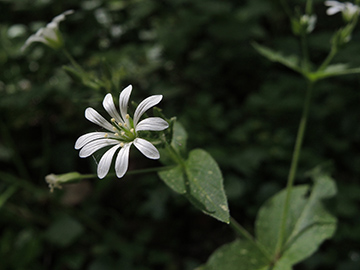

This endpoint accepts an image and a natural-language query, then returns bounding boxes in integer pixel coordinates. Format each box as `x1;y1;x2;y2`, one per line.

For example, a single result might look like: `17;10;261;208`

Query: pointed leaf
252;42;303;74
185;149;229;223
309;64;360;81
171;121;188;154
199;239;270;270
255;170;337;268
158;165;186;194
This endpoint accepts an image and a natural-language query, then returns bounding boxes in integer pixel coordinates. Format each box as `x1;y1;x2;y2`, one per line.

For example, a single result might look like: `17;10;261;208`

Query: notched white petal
103;93;122;123
119;85;132;121
85;107;114;131
97;144;121;179
134;138;160;159
115;143;132;178
133;95;163;126
79;139;118;158
135;117;169;132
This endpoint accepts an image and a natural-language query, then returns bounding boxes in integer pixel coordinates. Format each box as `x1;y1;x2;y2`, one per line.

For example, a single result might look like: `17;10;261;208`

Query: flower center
110;115;136;142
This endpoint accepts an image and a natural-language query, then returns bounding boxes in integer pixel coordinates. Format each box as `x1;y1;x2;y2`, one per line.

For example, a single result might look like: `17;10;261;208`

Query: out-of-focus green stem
275;81;314;256
318;46;337;72
62;48;86;73
230;216;271;260
306;0;313;14
301;33;310;71
279;0;292;19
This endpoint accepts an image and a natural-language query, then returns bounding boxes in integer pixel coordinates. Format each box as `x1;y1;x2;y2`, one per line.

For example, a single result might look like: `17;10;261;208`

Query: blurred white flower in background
21;10;74;51
325;1;360;21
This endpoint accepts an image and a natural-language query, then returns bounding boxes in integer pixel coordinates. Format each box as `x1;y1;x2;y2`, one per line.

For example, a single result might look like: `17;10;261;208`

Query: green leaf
158;165;186;194
199;239;270;270
309;64;360;81
200;170;337;270
252;42;303;74
255;170;337;268
185;149;230;223
158;121;188;194
171;121;188;155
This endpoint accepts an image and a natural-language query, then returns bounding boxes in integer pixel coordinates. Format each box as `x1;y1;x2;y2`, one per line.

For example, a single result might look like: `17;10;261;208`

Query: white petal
115;143;132;178
327;6;342;15
119;85;132;122
75;132;112;149
52;10;74;24
79;138;118;158
134;138;160;159
97;144;121;179
133;95;163;126
85;107;114;131
21;36;47;51
103;93;122;123
135;117;169;132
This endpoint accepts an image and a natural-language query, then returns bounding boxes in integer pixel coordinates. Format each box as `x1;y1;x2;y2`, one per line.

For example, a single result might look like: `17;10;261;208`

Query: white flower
325;1;360;21
21;10;74;51
75;85;169;179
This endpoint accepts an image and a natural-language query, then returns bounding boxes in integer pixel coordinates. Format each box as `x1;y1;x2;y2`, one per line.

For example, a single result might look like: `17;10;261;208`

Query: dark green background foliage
0;0;359;269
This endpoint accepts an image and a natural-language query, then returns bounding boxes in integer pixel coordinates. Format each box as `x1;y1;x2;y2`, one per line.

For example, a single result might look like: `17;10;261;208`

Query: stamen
121;131;125;136
104;133;108;138
113;127;117;131
126;114;130;119
114;133;119;136
120;142;124;147
130;128;134;133
111;118;116;123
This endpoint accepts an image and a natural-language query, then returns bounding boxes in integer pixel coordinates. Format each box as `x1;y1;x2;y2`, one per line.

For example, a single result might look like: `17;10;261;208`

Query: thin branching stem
275;81;314;256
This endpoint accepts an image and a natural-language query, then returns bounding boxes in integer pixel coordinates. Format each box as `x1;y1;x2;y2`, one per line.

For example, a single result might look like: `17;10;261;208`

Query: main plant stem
275;81;314;256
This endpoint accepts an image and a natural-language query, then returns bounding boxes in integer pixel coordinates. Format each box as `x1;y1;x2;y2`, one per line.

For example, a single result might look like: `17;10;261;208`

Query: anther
104;133;108;138
130;128;134;133
121;131;125;136
111;118;116;123
114;133;119;136
120;142;124;147
126;114;130;119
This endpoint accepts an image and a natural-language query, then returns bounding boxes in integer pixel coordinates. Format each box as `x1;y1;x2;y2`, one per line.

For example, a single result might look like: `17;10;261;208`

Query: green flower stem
127;165;175;175
230;216;271;259
229;216;254;242
82;166;176;179
301;33;310;71
62;48;86;74
305;0;313;14
318;46;337;72
279;0;292;19
275;81;314;256
163;139;187;169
